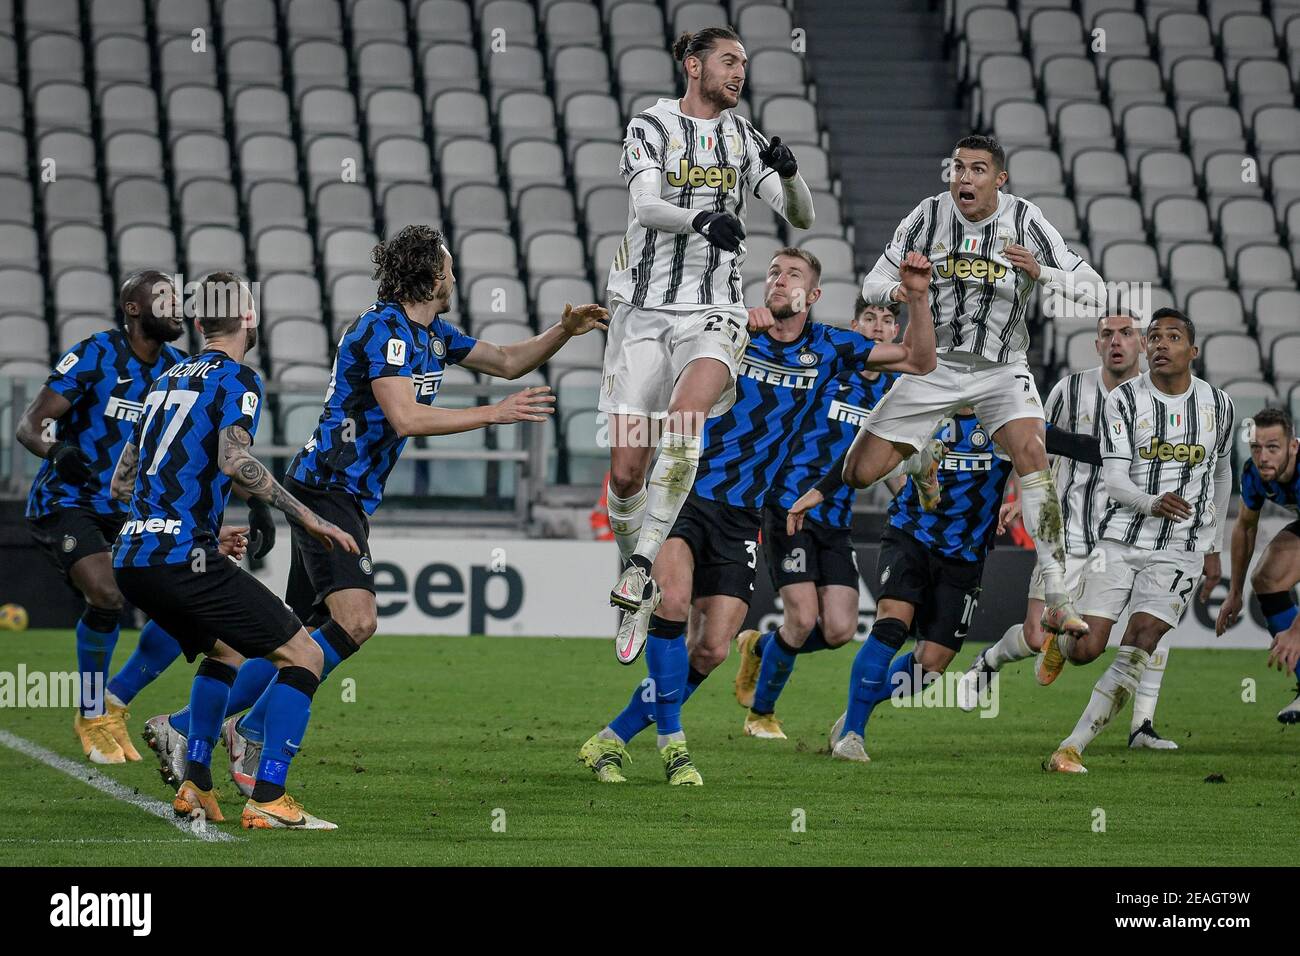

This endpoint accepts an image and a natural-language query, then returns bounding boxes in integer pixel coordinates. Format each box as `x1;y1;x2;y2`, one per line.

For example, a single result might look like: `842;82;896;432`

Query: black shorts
762;504;860;591
1283;519;1300;541
284;478;374;624
667;491;760;603
116;557;302;662
28;508;125;579
876;528;984;651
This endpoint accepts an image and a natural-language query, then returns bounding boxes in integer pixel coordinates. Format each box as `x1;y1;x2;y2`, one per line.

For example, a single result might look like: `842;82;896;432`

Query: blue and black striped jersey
693;322;874;510
776;367;897;529
889;413;1013;563
112;350;262;568
1240;458;1300;516
27;330;185;519
289;302;477;515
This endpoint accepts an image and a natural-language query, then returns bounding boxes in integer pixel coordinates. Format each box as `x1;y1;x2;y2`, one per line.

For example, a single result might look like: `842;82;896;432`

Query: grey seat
350;0;409;46
118;224;178;274
221;0;277;44
1086;195;1144;257
1057;102;1115;167
317;182;376;231
422;43;480;101
186;226;248;276
109;177;164;229
0;174;31;222
238;134;299;197
1221;13;1278;75
1185;104;1246;169
1089;10;1149;59
286;0;344;43
617;47;674;113
322;228;380;281
487;45;546;108
172;132;233;191
1070;148;1130;205
1170;57;1230;126
1008;148;1064;196
544;1;602;54
1235;58;1294;123
517;184;576;245
1236;243;1297;301
506;139;565;203
33;82;90;134
268;317;330;366
1150;196;1210;264
159;37;218;98
479;1;538;53
974;54;1033;128
498;90;556;152
415;1;473;50
1203;151;1265;216
1041;55;1100;119
155;0;212;37
39;129;96;181
1184;288;1245;336
330;273;379;328
382;182;443;235
356;40;415;100
1167;241;1229;304
609;3;665;60
439;138;500;193
104;131;165;188
573;141;622;202
2;266;46;315
300;88;358;139
0;314;48;359
58;316;113;352
100;83;159;137
262;272;323;323
26;32;82;88
563;92;621;157
1120;103;1179;174
1218;197;1278;261
958;7;1020;85
552;46;611;106
226;39;284;90
1254;289;1300;348
431;90;491;143
457;231;519;291
54;268;112;318
1253;107;1300;171
1105;57;1165;114
180;179;240;229
1200;332;1260;387
290;40;350;103
373;135;433;190
467;274;528;325
1156;12;1215;79
247;181;308;233
993;100;1050;150
1137;151;1197;218
365;89;423;144
0;221;39;269
256;227;315;273
234;86;292;138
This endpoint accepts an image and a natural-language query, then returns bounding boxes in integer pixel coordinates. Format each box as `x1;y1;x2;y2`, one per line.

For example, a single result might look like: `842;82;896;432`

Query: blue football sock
608;677;656;742
253;667;319;801
842;618;909;739
877;651;918;705
645;616;688;737
796;623;831;654
106;621;181;706
1259;592;1299;636
183;660;236;789
684;665;707;704
752;628;797;714
75;610;119;717
169;658;278;737
238;626;346;743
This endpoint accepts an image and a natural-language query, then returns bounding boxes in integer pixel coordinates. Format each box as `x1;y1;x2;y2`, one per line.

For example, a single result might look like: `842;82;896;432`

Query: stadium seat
423;43;480;101
1089;10;1149;59
1087;195;1145;258
1070;149;1130;205
563;92;622;157
814;280;859;327
186;226;249;277
1221;13;1278;75
222;0;277;44
1031;194;1080;242
498;90;557;152
524;231;585;295
238;135;300;199
1170;57;1230;126
974;54;1032;128
49;177;105;227
1057;102;1115;167
458;231;519;291
234;87;293;139
1217;197;1278;262
256;228;316;273
27;33;83;88
1224;379;1278;431
317;182;376;232
1203;152;1265;216
159;37;219;99
506;139;565;203
33;82;91;135
416;0;473;50
1182;288;1245;336
1236;244;1297;301
0;175;30;223
1041;56;1100;118
365;89;423;145
268;317;330;367
1100;241;1159;283
1200;331;1261;386
1156;12;1215;79
172;132;233;191
247;181;309;234
57;315;114;352
992;100;1049;150
1168;242;1229;305
262;273;323;324
517;185;576;245
959;7;1020;84
466;274;529;326
0;313;48;359
1255;289;1300;349
552;47;611;106
1150;196;1210;265
1275;334;1300;391
1137;151;1197;217
155;0;212;38
1235;59;1293;124
617;47;675;113
45;223;103;273
373;136;433;192
1105;57;1166;114
487;45;546;109
351;0;409;46
1186;104;1247;170
53;268;110;318
226;39;284;90
40;129;96;182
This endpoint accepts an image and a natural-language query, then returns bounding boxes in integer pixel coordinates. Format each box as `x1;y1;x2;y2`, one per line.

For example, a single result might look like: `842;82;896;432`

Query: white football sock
985;624;1034;670
656;731;685;748
1019;470;1069;605
1062;645;1149;753
1131;646;1169;731
598;726;626;746
606;484;647;563
632;431;700;565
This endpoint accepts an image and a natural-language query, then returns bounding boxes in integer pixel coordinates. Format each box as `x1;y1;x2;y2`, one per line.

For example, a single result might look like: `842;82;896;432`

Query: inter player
602;26;817;644
16;271;189;764
825;134;1107;644
112;272;358;828
1045;310;1234;773
730;297;908;738
1215;406;1300;722
191;226;606;793
579;247;937;784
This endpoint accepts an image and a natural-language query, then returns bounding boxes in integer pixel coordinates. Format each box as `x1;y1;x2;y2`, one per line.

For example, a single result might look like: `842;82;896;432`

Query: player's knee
607;461;646;499
784;606;817;642
81;581;124;613
871;616;909;650
333;606;376;645
689;639;727;674
915;643;954;673
279;631;325;675
823;619;857;647
1251;565;1285;595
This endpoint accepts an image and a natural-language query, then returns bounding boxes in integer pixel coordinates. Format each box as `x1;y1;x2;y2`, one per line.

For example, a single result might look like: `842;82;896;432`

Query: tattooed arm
217;425;360;554
110;441;140;503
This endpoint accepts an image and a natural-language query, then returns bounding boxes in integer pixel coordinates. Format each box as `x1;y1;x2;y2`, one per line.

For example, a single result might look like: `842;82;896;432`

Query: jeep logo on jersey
666;160;739;191
828;399;873;428
412;371;443;397
739;355;818;389
934;256;1008;281
1139;440;1207;465
104;396;146;422
386;338;407;366
121;518;183;536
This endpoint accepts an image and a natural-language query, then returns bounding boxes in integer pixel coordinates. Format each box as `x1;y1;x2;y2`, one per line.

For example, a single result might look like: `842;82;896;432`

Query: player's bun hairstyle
773;246;822;282
118;269;172;318
1252;406;1294;439
673;26;741;65
953;133;1006;172
372;224;448;303
854;293;901;319
196;270;253;336
1149;306;1196;345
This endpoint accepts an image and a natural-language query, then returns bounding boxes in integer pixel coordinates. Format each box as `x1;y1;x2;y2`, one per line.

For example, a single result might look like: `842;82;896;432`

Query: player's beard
243;324;258;353
768;301;796;320
699;66;738;111
139;306;185;344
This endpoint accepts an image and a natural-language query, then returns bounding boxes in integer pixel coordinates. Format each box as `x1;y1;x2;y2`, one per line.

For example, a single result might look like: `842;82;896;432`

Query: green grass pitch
0;629;1295;866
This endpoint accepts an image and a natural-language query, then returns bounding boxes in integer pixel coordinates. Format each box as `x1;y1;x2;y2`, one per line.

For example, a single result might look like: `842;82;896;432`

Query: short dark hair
1148;306;1196;345
672;26;742;65
372;224;448;303
854;292;900;319
1252;406;1294;440
772;246;822;281
1096;311;1140;333
196;270;252;337
119;269;172;319
953;133;1006;172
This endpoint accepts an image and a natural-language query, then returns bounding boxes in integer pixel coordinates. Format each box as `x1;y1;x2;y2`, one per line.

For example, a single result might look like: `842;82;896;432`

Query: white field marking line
0;838;196;844
0;729;240;843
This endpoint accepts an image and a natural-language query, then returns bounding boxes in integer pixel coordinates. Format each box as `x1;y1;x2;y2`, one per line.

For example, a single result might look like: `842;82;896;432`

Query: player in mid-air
955;312;1180;748
809;134;1107;648
579;247;937;784
16;271;191;764
1215;406;1300;722
153;226;608;795
1044;310;1234;773
111;272;359;828
601;26;818;654
730;296;911;738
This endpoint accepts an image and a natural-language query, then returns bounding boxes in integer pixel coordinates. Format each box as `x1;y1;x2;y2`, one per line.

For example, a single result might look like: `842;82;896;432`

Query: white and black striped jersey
1098;372;1235;552
1044;366;1118;557
862;191;1098;365
607;97;774;311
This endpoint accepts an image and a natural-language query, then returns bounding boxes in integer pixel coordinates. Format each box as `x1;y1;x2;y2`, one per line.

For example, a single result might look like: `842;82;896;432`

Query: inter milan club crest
970;429;988;448
798;350;817;366
359;556;373;575
432;338;446;358
61;535;76;553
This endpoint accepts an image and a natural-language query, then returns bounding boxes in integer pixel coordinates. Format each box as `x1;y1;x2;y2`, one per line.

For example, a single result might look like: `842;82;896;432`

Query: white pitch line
0;729;239;843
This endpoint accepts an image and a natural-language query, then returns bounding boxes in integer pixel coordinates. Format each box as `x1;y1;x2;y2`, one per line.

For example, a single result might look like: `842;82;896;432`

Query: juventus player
795;135;1106;643
1045;310;1234;773
957;313;1180;748
602;26;815;645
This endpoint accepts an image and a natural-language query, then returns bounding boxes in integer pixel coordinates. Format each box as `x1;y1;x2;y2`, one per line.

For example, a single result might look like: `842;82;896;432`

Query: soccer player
194;225;606;794
580;247;937;784
602;26;817;646
956;312;1179;747
111;272;359;828
1045;309;1234;773
16;271;189;764
827;134;1107;645
1215;406;1300;723
731;297;907;738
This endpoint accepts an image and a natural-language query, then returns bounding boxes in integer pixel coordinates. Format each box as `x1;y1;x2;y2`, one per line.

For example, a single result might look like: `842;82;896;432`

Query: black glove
692;210;746;253
247;497;277;560
758;135;798;179
49;442;93;484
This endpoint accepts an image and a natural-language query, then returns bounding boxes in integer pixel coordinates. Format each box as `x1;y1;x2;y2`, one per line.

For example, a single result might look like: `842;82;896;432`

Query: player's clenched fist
561;303;609;335
899;251;932;293
1002;243;1041;281
746;307;776;333
758;135;798;179
492;385;556;424
1150;491;1193;521
692;210;745;252
1268;627;1300;673
218;525;249;560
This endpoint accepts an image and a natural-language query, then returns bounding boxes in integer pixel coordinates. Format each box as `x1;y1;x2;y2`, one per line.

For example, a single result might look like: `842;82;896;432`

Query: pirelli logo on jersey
103;396;146;422
934;256;1008;282
827;399;873;428
666;160;739;191
940;452;995;473
412;370;443;397
1139;440;1208;465
740;355;818;390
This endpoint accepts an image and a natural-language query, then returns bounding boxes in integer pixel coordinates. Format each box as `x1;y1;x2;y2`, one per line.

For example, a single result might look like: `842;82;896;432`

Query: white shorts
1076;540;1206;629
597;301;749;420
866;356;1044;452
1027;552;1091;603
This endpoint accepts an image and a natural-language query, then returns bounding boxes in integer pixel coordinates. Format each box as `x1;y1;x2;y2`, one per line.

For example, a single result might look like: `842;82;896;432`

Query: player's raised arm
372;377;556;438
1005;204;1106;317
861;199;931;306
751;133;814;229
459;303;608;380
1218;500;1260;635
217;423;358;555
860;252;936;375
